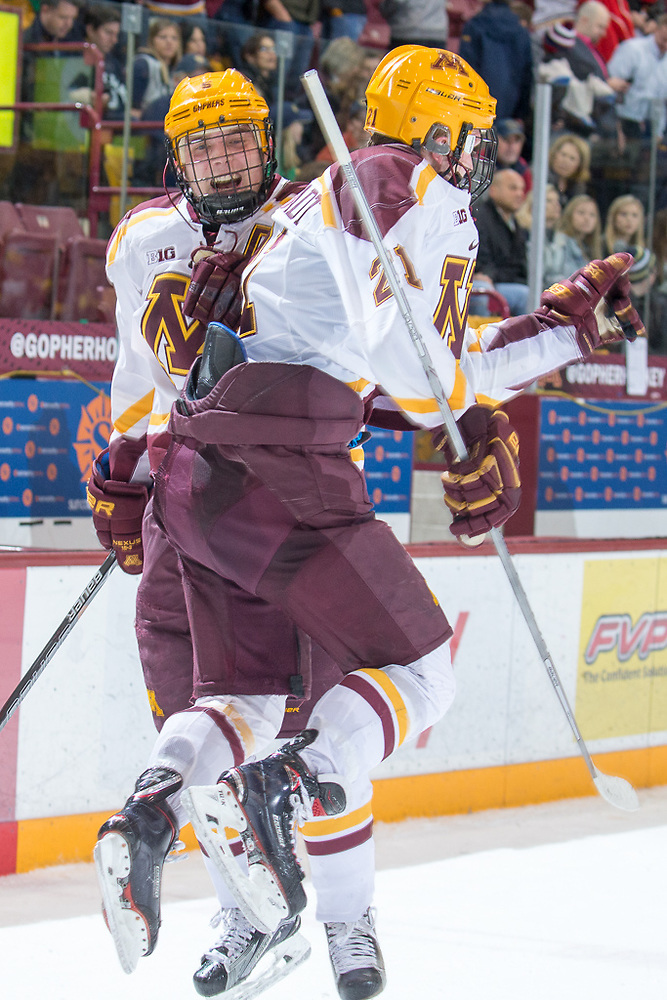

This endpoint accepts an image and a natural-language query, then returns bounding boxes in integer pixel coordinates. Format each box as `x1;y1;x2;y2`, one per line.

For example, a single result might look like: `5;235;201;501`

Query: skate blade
181;784;289;934
94;833;149;974
224;932;311;1000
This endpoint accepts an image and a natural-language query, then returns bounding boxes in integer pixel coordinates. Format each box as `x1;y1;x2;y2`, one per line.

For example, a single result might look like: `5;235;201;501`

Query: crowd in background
2;0;667;348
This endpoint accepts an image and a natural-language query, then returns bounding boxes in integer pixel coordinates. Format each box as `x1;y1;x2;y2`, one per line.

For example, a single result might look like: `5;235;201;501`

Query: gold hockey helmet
365;46;498;202
164;70;276;226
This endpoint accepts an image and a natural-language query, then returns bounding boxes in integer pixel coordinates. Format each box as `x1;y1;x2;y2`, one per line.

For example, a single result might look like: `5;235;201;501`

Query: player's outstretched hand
540;252;645;355
440;406;521;539
86;450;149;574
183;247;248;328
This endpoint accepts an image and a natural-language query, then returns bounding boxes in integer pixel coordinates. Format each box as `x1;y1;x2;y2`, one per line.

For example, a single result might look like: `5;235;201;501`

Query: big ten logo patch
73;393;112;482
577;558;667;739
146;246;176;265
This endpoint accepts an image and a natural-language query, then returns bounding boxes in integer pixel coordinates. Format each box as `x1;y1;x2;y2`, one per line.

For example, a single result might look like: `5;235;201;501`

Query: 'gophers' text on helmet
164;70;277;226
365;46;497;203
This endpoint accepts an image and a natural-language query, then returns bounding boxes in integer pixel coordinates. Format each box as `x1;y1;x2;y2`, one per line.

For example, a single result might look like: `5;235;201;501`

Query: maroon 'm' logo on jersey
141;272;205;376
432;255;473;356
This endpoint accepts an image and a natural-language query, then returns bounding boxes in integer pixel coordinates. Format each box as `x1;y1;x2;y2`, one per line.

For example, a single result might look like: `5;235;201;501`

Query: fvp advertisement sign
577;557;667;738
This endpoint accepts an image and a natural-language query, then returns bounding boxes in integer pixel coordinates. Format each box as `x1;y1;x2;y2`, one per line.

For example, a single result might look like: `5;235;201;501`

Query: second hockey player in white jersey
148;44;645;993
89;71;384;1000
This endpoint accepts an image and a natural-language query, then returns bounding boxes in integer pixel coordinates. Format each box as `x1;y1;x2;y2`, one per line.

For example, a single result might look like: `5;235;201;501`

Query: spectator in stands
458;0;533;122
21;0;84;105
473;167;530;315
258;0;321;100
132;18;182;117
321;1;368;44
315;97;367;162
603;192;646;253
589;0;635;63
210;0;254;24
181;22;210;60
516;183;587;286
318;36;367;114
142;0;209;32
607;14;667;144
547;132;591;207
558;192;604;260
510;0;533;29
379;0;449;48
134;53;210;186
277;101;314;178
22;0;82;48
495;118;533;192
539;4;628;136
240;32;279;105
12;0;84;203
309;36;366;157
625;245;657;316
69;4;126;121
209;1;255;68
569;2;613;78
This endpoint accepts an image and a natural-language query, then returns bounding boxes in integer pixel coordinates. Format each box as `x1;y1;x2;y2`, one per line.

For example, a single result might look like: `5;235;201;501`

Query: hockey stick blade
0;551;117;734
592;769;640;812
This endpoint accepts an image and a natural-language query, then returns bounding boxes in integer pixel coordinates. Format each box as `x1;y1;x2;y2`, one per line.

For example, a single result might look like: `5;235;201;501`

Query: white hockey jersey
105;177;302;483
239;144;584;429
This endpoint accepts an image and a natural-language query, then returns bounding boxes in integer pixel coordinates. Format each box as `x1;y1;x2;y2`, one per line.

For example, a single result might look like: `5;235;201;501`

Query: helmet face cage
422;121;497;204
168;117;276;226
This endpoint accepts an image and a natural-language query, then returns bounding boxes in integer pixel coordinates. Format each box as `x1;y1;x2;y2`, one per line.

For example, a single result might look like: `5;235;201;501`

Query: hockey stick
0;550;117;734
301;70;639;812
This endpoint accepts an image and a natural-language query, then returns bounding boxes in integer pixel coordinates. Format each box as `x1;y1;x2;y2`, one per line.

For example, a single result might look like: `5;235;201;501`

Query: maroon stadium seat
0;201;25;246
0;231;61;320
14;203;85;243
60;236;114;322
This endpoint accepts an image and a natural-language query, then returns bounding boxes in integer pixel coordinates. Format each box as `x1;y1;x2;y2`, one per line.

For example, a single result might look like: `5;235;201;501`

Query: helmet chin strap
422;146;472;195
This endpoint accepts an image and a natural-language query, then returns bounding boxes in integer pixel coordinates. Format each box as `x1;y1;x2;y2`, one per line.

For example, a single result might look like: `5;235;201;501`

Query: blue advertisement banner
0;379;110;518
364;428;414;514
537;397;667;511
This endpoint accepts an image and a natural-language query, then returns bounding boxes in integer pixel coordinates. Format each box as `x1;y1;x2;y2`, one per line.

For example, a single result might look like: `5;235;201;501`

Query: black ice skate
181;730;346;934
325;907;387;1000
193;907;310;999
94;766;182;973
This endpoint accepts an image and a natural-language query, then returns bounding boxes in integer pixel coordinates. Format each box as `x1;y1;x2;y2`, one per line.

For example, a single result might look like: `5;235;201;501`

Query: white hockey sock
147;693;285;826
302;777;375;923
302;641;454;783
201;848;247;911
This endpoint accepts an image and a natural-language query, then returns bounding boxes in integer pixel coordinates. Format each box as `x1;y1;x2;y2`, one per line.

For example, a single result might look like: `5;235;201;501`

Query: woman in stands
558;194;604;263
132;18;182;117
603;194;646;256
547;133;592;209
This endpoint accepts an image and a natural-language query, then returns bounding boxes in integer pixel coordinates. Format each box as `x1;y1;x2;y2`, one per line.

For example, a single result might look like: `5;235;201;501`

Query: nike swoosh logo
469;239;479;251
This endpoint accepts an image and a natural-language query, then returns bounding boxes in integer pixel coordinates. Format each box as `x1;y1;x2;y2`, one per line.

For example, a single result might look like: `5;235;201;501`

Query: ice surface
1;794;666;1000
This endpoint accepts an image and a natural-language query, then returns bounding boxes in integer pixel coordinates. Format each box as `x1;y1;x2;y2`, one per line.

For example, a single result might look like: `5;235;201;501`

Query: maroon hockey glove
539;252;645;356
86;453;149;574
183;248;248;329
439;406;521;539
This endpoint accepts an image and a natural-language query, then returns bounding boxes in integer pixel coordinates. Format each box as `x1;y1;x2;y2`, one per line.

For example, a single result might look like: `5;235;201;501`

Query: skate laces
325;908;380;975
204;908;256;963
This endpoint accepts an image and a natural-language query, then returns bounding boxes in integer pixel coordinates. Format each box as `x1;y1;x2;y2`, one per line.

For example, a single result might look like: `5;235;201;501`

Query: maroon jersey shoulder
330;144;422;240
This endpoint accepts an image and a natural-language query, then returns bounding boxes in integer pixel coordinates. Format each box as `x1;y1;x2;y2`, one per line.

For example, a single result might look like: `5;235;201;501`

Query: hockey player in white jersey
88;70;382;1000
142;43;645;992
